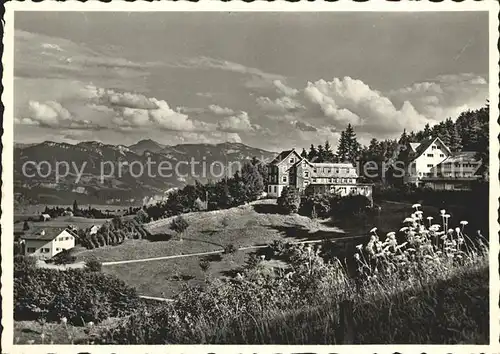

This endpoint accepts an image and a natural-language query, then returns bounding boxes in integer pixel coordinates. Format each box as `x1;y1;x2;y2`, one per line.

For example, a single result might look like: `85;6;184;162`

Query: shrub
85;259;102;272
199;259;211;273
223;243;238;255
277;187;301;214
14;255;37;273
170;216;189;237
14;267;139;325
52;249;76;265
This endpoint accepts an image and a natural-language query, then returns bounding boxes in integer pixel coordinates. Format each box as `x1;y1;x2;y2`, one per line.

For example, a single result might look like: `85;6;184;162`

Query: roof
411;136;451;160
440;151;480;164
409;143;421;152
311;162;354;168
269;149;297;165
21;227;75;241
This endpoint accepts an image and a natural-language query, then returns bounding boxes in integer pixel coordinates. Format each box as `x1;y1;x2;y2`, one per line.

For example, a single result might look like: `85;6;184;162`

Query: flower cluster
354;204;488;282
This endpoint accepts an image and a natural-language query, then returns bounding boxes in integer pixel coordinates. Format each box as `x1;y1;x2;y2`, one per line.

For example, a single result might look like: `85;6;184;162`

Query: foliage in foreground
95;206;488;344
14;259;139;326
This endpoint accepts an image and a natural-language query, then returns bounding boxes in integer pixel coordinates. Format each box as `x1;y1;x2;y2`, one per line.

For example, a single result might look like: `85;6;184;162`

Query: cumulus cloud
84;86;212;132
387;73;488;121
256;96;304;113
208;104;235;116
16;100;101;130
217;111;256;133
273;80;299;97
304;76;432;134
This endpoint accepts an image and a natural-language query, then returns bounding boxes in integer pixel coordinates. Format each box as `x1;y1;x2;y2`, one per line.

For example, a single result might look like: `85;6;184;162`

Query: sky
14;11;489;152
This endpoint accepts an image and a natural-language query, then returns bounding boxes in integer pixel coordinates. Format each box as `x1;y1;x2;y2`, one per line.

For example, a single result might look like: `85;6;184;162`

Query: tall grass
93;205;489;344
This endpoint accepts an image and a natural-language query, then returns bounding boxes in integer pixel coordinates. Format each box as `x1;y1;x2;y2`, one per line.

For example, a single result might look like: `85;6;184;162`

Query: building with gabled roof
267;149;372;201
402;136;482;190
21;226;77;259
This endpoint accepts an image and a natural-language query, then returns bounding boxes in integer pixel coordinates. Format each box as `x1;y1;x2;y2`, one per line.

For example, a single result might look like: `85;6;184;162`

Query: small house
21;227;77;259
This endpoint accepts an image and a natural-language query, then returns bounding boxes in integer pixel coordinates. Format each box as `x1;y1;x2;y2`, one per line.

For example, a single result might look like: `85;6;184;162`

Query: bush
85;259;102;272
52;249;76;265
14;267;139;325
223;243;238;255
14;255;37;273
170;216;189;235
277;187;301;214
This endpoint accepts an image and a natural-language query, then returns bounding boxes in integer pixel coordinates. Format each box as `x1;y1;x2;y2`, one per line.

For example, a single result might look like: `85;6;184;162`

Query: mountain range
14;140;276;205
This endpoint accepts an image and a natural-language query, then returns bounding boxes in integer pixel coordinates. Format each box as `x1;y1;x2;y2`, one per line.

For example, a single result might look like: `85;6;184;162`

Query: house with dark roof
21;227;77;259
402;136;482;190
267;149;373;201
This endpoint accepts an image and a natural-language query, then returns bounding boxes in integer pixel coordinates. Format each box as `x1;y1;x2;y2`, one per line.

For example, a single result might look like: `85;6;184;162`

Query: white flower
444;214;451;219
260;255;266;260
87;321;94;327
460;220;469;225
386;232;396;237
403;217;415;223
399;226;409;232
455;227;461;234
354;253;360;260
440;209;446;215
60;317;67;325
427;216;433;220
370;227;377;233
356;244;363;250
412;203;421;209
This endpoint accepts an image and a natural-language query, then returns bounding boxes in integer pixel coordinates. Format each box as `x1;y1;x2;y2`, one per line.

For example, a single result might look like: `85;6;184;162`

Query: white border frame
2;1;499;352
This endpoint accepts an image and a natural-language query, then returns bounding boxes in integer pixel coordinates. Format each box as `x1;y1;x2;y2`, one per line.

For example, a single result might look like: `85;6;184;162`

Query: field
75;200;346;263
90;199;445;298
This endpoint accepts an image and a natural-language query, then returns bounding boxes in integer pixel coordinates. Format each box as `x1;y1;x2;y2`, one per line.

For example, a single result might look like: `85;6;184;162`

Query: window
56;248;60;251
432;145;437;150
312;178;317;183
440;154;445;157
27;247;36;253
304;171;309;178
344;168;349;174
268;185;272;192
289;158;294;163
427;164;433;168
313;168;317;173
335;169;339;174
41;248;50;253
274;186;277;193
282;176;287;182
427;154;433;157
328;178;332;183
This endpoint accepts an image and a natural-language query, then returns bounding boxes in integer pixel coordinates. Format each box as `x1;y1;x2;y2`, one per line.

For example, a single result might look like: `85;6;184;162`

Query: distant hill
14;140;276;205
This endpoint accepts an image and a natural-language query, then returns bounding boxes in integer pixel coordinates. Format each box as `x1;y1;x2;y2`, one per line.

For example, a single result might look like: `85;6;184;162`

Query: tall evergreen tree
300;148;308;159
308;144;318;161
316;145;325;163
324;140;335;162
337;124;360;163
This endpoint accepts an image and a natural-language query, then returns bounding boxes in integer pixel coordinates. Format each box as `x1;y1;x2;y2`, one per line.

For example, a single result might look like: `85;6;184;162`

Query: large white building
267;149;373;200
403;136;482;190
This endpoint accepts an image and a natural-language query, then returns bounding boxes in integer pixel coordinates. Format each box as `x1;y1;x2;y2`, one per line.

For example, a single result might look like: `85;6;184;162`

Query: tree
72;200;79;214
23;221;30;231
170;216;189;241
300;148;308;159
308;144;318;162
277;186;301;214
337;124;361;163
241;161;265;201
323;140;335;162
316;145;325;163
